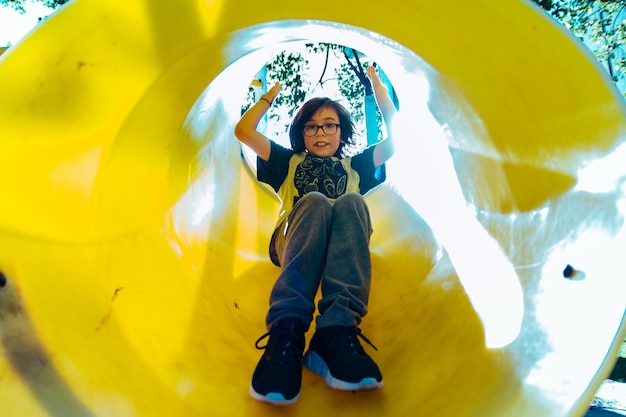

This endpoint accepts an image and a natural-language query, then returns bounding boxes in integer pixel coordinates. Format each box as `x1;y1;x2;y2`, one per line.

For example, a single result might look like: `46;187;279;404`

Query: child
234;65;396;405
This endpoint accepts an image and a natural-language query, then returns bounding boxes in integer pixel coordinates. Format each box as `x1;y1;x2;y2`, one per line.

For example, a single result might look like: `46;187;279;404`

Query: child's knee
299;192;332;207
334;192;367;211
293;192;333;216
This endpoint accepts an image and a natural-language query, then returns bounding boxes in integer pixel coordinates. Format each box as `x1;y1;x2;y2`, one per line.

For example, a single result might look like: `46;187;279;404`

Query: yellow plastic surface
0;0;625;416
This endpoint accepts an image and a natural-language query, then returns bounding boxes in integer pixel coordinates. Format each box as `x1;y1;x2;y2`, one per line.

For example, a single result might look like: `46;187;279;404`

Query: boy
234;65;396;405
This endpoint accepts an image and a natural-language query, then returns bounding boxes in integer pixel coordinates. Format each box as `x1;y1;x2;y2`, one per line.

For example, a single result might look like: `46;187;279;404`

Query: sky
0;1;54;46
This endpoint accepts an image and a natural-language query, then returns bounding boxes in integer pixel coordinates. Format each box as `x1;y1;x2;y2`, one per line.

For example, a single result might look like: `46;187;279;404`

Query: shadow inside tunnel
0;274;95;417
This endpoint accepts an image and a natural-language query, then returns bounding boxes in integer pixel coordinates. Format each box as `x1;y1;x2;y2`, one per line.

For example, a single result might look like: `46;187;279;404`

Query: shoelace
337;327;378;354
255;324;303;365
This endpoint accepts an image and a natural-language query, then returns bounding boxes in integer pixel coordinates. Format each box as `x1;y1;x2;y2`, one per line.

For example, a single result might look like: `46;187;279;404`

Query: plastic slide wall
0;0;625;416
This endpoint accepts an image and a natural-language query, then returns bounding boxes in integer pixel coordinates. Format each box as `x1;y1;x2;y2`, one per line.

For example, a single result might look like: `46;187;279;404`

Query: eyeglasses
303;123;341;137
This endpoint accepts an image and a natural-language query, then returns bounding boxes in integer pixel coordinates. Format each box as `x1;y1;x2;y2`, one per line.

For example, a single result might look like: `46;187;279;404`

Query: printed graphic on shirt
293;155;347;204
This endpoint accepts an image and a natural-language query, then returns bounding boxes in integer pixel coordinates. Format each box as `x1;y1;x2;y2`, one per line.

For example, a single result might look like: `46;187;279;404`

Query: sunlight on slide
0;1;625;416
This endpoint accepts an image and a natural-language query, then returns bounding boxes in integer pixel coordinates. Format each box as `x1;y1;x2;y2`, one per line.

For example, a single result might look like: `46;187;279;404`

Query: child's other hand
367;65;387;94
267;82;281;101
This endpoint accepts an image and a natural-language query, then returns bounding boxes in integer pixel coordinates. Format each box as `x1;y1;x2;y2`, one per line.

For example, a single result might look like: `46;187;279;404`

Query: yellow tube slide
0;0;625;416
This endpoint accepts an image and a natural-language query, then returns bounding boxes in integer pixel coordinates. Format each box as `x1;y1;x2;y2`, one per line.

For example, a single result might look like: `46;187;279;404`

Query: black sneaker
304;325;383;391
249;318;307;405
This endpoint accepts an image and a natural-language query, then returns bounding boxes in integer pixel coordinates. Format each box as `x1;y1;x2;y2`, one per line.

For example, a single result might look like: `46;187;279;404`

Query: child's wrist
259;96;273;106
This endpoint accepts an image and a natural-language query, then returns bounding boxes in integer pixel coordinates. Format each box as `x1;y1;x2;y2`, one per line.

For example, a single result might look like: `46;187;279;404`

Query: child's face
302;106;344;158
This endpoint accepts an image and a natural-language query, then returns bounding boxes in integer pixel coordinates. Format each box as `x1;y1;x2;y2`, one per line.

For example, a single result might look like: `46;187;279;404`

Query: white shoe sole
304;351;383;391
249;383;300;405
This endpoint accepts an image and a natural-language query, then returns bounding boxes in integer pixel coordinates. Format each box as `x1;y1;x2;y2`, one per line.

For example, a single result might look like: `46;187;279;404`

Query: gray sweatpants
267;191;373;331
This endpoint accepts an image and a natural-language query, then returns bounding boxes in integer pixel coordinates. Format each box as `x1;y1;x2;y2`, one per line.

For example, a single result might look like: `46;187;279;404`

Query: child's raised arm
234;82;281;162
368;66;397;168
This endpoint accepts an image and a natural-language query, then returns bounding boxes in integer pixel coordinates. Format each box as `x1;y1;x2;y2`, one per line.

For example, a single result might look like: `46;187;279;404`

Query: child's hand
367;65;387;95
266;82;281;102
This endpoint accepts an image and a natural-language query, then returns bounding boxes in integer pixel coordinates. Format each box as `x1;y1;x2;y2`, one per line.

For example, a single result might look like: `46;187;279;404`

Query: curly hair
288;97;358;158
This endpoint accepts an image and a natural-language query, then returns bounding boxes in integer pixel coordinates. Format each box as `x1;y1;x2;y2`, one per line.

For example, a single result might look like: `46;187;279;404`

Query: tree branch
316;47;331;88
600;9;616;79
342;48;372;95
